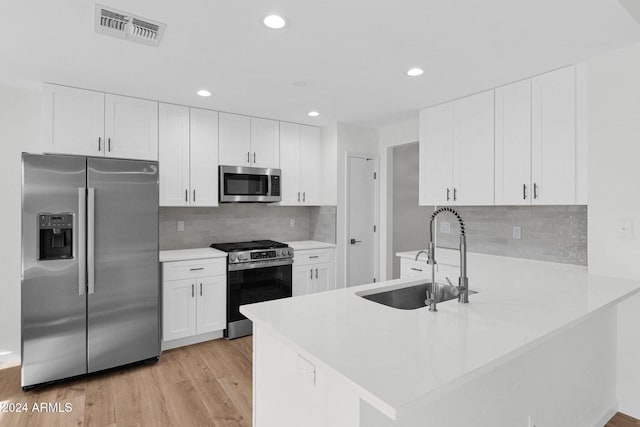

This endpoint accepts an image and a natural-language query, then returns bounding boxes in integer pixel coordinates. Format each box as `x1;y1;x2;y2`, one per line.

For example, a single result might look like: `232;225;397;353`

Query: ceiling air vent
95;4;166;47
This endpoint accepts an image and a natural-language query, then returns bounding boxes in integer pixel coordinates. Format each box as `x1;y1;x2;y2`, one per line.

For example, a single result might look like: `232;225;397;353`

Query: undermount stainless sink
360;283;477;310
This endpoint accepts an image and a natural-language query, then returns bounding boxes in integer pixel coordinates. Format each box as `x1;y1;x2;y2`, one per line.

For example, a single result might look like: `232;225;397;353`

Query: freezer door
21;154;87;387
87;158;160;373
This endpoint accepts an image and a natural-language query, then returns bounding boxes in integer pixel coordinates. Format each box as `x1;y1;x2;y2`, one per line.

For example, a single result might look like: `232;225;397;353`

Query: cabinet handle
190;267;204;271
253;152;256;163
108;138;111;152
303;192;306;202
533;183;539;199
185;189;188;202
298;192;300;202
192;284;194;298
446;188;450;201
310;269;313;279
523;184;528;200
98;137;101;152
309;255;319;259
193;189;196;203
410;267;423;272
247;152;250;164
453;188;457;201
315;268;318;279
200;283;203;296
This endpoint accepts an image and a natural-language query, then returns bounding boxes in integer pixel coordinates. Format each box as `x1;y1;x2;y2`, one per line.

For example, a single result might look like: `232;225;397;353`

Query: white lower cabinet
162;259;226;347
292;248;336;297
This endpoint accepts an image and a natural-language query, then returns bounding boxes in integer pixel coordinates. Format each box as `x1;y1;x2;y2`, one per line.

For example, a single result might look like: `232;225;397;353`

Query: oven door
219;165;281;202
226;259;292;338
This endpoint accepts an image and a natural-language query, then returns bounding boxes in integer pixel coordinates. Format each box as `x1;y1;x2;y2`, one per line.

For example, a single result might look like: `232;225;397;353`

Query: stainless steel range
210;240;293;339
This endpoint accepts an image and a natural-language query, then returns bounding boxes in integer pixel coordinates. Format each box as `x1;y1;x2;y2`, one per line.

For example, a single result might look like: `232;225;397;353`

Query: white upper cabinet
452;90;495;205
219;112;251;166
495;79;532;205
43;84;105;157
531;66;577;205
419;102;454;206
419;90;494;206
278;122;322;205
219;113;280;168
251;117;280;169
190;108;219;207
43;84;158;161
280;122;303;204
300;125;322;204
159;103;190;206
104;94;158;160
159;104;219;207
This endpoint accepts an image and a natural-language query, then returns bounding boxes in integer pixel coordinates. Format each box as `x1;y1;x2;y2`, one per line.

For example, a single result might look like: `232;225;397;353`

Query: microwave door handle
267;174;272;197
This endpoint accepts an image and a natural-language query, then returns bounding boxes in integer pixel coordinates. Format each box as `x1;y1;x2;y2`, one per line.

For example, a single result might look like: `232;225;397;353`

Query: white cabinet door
300;125;322;205
292;265;313;297
190;108;219;207
43;84;105;157
312;263;335;293
452;90;495;206
279;122;302;205
104;94;158;161
195;275;226;334
419;103;454;206
219;112;251;166
251;117;280;168
159;103;190;206
495;80;532;205
532;66;576;205
163;279;197;341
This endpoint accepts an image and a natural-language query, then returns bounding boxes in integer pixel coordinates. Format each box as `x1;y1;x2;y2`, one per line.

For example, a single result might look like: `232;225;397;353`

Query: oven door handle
228;258;293;271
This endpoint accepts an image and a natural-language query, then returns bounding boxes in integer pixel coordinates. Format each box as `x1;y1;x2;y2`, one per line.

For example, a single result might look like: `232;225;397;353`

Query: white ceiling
1;0;639;128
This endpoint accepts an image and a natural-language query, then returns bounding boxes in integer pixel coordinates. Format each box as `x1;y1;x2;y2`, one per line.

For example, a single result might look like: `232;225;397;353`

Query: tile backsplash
434;205;588;265
159;205;336;250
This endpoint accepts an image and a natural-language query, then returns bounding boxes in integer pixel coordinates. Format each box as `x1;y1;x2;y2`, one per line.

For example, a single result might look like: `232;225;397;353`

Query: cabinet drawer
294;249;334;266
400;258;430;276
163;259;226;281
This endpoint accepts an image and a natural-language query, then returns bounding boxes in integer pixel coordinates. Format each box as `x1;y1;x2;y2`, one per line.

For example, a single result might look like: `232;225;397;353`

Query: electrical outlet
177;221;185;232
528;415;537;427
289;218;295;228
512;226;522;240
440;221;451;234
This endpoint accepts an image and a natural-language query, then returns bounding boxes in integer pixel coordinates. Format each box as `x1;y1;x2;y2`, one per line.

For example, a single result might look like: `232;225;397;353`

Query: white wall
335;123;380;288
378;118;419;280
0;85;41;362
587;42;640;418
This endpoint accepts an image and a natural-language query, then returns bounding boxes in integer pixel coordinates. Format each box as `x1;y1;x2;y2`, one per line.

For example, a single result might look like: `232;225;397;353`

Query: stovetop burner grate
210;239;288;252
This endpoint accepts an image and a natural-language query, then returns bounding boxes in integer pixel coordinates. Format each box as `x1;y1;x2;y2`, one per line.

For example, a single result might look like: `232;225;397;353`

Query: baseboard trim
161;330;224;351
593;404;618;427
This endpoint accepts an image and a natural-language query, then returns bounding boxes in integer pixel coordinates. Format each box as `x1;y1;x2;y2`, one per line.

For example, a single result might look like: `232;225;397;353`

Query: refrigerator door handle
78;188;87;295
87;187;96;295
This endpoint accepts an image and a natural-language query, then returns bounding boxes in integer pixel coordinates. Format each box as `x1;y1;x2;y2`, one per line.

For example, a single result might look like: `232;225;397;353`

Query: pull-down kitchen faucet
415;207;469;311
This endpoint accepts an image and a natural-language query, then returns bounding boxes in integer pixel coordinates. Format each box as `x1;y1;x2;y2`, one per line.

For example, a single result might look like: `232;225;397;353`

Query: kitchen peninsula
242;249;640;427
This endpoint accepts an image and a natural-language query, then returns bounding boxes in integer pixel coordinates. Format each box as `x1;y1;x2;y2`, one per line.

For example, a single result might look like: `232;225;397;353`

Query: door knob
350;238;362;245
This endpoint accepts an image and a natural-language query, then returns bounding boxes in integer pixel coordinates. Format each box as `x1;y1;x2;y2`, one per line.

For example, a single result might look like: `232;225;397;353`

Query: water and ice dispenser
38;213;74;260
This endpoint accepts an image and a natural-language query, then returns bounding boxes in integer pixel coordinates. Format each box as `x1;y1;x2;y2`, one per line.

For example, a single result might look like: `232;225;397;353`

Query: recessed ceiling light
293;81;308;87
308;111;320;117
264;15;287;29
197;89;212;97
406;68;424;77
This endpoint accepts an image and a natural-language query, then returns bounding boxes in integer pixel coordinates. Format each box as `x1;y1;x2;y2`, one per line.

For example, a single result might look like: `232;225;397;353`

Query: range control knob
287;248;294;256
238;253;248;261
229;254;237;262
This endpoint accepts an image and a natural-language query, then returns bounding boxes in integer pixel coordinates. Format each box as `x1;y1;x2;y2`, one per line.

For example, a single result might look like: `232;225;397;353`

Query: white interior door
347;155;377;287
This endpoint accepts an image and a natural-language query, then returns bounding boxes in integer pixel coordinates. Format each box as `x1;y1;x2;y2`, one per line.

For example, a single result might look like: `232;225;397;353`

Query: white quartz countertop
159;248;227;262
241;249;640;420
285;240;336;251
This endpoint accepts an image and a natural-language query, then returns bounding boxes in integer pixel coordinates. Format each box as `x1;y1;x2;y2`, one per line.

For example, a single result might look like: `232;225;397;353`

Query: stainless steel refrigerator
21;153;160;389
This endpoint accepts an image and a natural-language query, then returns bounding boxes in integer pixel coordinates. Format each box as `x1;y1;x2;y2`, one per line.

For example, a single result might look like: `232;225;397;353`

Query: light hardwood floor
0;337;252;427
1;337;638;427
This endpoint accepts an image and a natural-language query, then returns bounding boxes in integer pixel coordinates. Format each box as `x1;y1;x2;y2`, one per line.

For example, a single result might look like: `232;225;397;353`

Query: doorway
346;153;378;287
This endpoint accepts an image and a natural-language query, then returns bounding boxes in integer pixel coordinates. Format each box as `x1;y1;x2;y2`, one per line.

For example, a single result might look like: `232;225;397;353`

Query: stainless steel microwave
219;165;282;203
